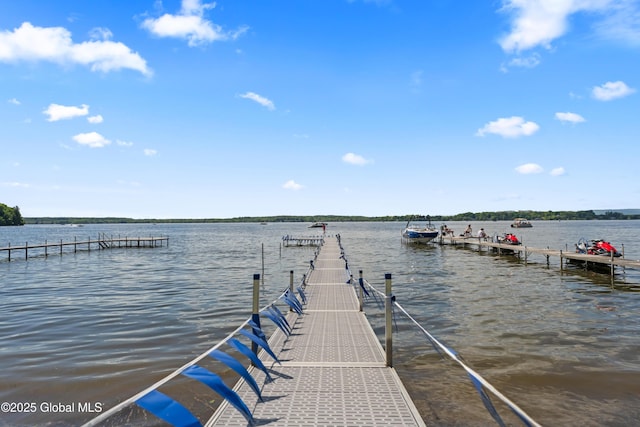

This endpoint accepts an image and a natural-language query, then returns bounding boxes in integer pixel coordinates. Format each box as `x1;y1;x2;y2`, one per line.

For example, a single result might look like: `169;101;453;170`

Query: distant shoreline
21;210;640;225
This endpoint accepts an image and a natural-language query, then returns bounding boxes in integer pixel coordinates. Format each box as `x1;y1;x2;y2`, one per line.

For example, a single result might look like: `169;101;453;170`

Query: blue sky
1;0;638;218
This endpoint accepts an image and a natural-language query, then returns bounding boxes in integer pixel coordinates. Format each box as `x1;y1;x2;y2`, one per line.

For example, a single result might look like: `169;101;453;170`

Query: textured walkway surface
207;236;425;426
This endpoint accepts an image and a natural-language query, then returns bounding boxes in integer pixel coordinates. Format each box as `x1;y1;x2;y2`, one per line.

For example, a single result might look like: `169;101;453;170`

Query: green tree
0;204;24;226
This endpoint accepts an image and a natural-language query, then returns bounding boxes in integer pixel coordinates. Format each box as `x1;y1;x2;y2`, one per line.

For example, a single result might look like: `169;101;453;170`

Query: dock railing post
385;273;393;367
251;273;261;363
358;270;364;312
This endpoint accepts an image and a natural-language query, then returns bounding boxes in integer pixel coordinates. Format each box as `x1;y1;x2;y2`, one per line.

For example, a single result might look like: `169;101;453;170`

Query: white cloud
592;80;636;101
0;22;151;76
515;163;544;174
593;1;640;46
555;112;585;123
342;152;373;166
43;103;89;122
550;167;566;176
87;114;103;124
239;92;275;110
476;116;540;138
1;181;30;188
505;53;541;68
499;0;613;53
282;180;303;190
144;148;158;156
8;98;20;105
72;131;111;148
141;0;248;47
116;140;133;147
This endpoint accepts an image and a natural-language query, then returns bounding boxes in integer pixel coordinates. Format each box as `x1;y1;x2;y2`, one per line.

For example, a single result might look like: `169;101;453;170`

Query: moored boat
511;218;532;228
308;222;327;228
402;217;439;243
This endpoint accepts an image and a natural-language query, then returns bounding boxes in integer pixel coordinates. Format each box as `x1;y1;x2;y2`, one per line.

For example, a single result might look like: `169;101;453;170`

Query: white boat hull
402;228;439;243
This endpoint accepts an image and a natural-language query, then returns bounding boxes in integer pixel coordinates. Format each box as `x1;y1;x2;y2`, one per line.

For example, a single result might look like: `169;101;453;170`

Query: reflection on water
1;221;639;426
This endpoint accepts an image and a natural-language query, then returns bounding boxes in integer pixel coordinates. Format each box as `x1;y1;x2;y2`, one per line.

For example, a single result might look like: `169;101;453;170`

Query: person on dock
477;228;487;239
464;224;472;237
441;224;454;236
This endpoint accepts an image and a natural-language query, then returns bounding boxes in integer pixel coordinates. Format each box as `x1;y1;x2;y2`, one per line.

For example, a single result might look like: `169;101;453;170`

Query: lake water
1;221;639;426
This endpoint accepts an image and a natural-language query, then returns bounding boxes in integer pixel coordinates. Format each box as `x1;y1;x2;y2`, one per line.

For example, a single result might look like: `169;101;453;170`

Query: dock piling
358;270;364;312
385;273;393;367
251;273;261;360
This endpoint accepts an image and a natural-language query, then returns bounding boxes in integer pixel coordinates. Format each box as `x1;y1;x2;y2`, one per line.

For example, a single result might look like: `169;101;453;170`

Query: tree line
0;204;24;226
20;210;640;225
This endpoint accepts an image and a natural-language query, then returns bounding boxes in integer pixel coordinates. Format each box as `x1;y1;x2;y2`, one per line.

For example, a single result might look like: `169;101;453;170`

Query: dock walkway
208;236;425;426
440;235;640;271
0;235;168;261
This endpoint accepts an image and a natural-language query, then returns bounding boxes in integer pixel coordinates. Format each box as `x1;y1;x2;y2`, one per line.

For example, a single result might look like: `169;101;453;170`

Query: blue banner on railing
239;329;281;364
296;286;307;304
135;389;201;427
182;365;254;424
263;307;291;336
269;304;291;331
227;337;272;382
209;349;263;402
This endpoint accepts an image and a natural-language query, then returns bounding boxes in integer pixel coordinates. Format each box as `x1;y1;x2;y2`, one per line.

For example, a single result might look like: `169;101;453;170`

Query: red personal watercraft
575;238;621;257
498;233;521;245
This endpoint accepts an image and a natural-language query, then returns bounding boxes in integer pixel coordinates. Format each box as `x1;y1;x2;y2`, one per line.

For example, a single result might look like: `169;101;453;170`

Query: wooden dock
208;236;425;426
0;234;168;261
282;235;324;247
439;235;640;274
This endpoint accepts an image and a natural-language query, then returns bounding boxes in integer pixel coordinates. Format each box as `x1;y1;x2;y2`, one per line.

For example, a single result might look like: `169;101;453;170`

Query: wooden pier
439;235;640;275
208;236;425;426
282;235;324;247
0;234;168;261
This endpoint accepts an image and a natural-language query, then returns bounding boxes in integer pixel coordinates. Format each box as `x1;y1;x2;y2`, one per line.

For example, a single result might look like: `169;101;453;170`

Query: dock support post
610;251;614;278
60;239;63;256
385;273;393;367
45;240;48;257
25;242;28;260
289;270;294;312
251;274;261;362
358;270;364;312
560;250;564;271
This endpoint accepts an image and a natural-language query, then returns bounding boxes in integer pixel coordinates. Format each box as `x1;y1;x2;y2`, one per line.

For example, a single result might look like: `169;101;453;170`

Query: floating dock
439;235;640;275
0;234;168;261
208;236;425;426
281;235;324;247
